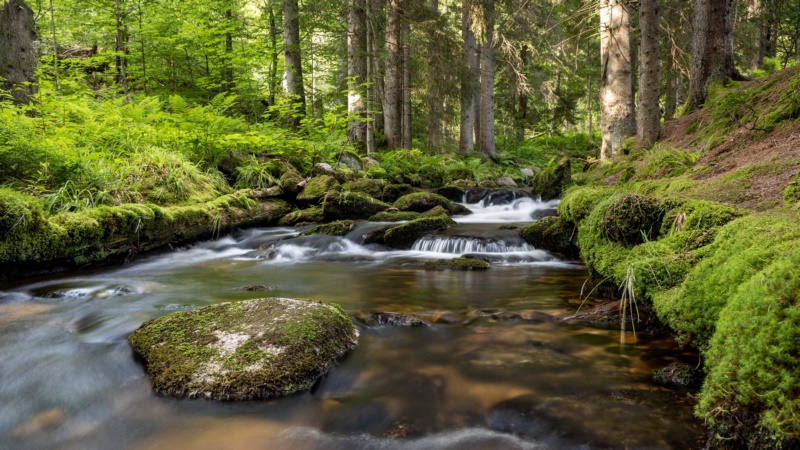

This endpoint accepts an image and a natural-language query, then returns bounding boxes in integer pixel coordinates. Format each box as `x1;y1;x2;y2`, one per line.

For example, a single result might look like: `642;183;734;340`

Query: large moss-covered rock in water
342;179;386;199
322;191;390;220
393;192;453;213
531;157;572;201
278;207;324;226
519;216;579;259
301;220;357;236
601;194;664;246
382;184;415;203
368;210;420;222
296;175;340;206
431;185;465;202
383;214;451;249
128;298;357;400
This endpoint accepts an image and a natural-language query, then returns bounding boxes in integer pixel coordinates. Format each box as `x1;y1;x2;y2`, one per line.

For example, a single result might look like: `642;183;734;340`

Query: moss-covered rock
558;186;615;224
128;298;358;400
342;179;386;199
420;205;453;219
277;207;324;226
279;170;304;196
652;363;702;388
0;188;45;236
382;184;415;203
421;257;490;270
783;172;800;207
519;216;578;259
296;175;340;206
600;194;664;246
301;220;357;236
531;157;572;201
431;185;465;202
393;192;453;214
383;214;451;249
322;191;390;220
451;203;473;216
368;211;420;222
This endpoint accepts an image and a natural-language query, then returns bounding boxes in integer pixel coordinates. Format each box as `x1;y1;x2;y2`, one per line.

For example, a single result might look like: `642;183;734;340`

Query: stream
0;193;704;449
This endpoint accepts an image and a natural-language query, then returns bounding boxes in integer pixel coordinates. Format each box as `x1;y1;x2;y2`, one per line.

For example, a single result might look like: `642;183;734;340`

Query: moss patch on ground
129;297;358;400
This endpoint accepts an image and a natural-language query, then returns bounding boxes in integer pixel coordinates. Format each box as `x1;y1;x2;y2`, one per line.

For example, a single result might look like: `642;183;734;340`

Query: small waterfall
411;236;535;254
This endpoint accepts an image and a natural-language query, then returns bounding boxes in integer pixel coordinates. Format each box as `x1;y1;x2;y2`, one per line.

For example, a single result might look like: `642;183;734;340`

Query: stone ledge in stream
420;257;490;271
128;297;358;400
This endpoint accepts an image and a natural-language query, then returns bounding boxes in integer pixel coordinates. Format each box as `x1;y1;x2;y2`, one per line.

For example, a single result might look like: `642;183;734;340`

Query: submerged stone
653;363;702;388
420;257;490;271
128;297;358;400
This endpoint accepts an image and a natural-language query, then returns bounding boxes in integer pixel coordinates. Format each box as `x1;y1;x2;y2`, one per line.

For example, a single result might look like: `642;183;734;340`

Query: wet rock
530;208;559;220
653;363;703;388
96;286;135;298
128;297;358;400
354;312;428;327
431;185;465;202
382;184;415;203
393;192;453;213
236;285;277;292
301;220;358;237
368;211;420;222
451;203;473;216
296;175;341;207
342;179;386;199
482;189;530;206
498;225;519;230
495;177;518;188
420;205;456;221
278;207;324;226
519;216;579;259
383;215;451;249
465;188;491;204
322;191;391;220
530;157;572;201
420;257;490;271
361;224;392;245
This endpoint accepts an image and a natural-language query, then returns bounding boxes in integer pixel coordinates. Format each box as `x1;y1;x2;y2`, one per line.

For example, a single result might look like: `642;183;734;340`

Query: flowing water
0;193;704;449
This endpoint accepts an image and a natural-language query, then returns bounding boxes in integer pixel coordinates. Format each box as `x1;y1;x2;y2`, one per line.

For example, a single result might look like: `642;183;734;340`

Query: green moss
342;179;386;199
519;216;579;258
421;257;490;270
393;192;453;213
368;211;420;222
128;298;357;400
300;220;357;236
382;184;415;203
558;186;615;224
531;157;572;201
698;243;800;447
322;191;390;220
296;175;340;206
600;194;664;246
0;188;46;236
278;207;324;226
431;185;465;202
383;214;451;249
783;172;800;207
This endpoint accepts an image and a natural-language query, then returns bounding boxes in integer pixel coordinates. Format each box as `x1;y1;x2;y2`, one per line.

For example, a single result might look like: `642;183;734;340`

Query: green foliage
600;194;664;246
633;145;699;180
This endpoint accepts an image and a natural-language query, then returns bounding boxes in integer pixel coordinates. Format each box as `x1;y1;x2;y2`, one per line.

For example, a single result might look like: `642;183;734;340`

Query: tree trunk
115;0;129;96
474;45;482;148
459;0;478;153
283;0;306;127
599;0;634;161
664;63;677;120
384;0;402;148
348;0;368;148
637;0;660;149
401;17;412;149
426;0;441;151
0;0;37;103
516;44;529;142
267;2;279;107
686;0;744;110
478;0;497;161
224;9;234;91
365;0;376;155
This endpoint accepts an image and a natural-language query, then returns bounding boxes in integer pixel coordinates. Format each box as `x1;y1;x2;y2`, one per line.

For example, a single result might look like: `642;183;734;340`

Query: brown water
0;197;705;449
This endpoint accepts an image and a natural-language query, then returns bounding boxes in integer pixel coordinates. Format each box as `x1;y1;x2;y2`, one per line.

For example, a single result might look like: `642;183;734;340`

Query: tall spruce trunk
348;0;367;148
115;0;129;96
283;0;306;127
599;0;634;161
459;0;478;153
401;18;412;149
384;0;402;148
267;3;279;106
426;0;441;150
478;0;497;161
686;0;743;110
0;0;37;103
636;0;660;149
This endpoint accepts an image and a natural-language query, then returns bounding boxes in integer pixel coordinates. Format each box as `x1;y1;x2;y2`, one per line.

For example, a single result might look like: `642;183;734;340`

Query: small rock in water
96;286;135;299
236;285;277;292
653;363;703;387
128;298;358;400
495;177;518;187
353;312;428;327
498;225;519;230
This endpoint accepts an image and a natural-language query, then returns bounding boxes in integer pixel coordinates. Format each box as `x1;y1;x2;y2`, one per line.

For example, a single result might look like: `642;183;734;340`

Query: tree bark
224;9;234;91
459;0;478;153
348;0;368;148
426;0;442;150
283;0;306;127
478;0;497;161
383;0;402;148
0;0;37;103
401;17;412;149
686;0;744;110
637;0;660;149
115;0;129;96
266;1;279;107
599;0;634;161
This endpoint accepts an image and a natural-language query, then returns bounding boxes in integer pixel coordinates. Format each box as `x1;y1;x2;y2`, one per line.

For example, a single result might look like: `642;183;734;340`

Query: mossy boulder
519;216;579;259
278;207;324;226
322;191;391;220
296;175;340;206
368;211;420;222
279;170;304;196
452;203;473;216
420;205;452;219
342;179;386;199
393;192;453;214
653;363;702;388
431;185;465;202
558;186;614;223
531;157;572;201
128;298;358;400
382;184;415;203
601;194;664;246
383;214;451;249
301;220;357;237
421;257;490;271
0;188;45;236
